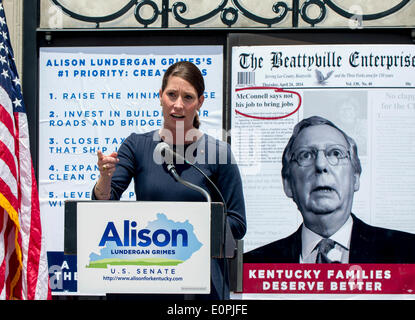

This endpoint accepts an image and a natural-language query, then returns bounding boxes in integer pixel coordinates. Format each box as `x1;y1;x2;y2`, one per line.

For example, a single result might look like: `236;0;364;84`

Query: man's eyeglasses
290;144;350;167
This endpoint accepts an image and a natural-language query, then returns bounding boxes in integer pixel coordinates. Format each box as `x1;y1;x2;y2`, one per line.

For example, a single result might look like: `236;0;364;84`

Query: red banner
243;263;415;294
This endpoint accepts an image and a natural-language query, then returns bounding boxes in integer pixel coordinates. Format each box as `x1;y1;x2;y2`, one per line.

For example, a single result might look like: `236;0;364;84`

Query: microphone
155;142;212;202
154;142;177;174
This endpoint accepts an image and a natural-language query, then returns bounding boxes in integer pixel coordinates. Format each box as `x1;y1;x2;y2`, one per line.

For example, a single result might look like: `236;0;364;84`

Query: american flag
0;1;50;299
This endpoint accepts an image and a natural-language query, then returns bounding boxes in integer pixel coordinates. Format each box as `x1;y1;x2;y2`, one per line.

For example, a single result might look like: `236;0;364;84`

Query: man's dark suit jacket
243;214;415;263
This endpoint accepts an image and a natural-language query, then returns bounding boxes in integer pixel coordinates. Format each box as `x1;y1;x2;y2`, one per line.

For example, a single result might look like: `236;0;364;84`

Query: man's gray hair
281;116;362;179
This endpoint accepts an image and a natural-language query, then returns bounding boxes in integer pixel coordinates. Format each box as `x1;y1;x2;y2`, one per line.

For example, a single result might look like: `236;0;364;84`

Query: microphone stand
166;164;211;203
159;142;232;300
166;162;229;300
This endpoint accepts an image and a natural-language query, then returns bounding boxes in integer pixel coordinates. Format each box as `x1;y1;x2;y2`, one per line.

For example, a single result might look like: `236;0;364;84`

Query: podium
64;200;242;298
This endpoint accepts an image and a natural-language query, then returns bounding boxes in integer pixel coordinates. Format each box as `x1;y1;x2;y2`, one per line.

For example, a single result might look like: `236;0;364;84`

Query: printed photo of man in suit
244;116;415;264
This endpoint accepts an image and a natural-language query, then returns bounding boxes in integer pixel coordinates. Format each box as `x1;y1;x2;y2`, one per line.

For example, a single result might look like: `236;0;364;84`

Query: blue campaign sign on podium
69;201;211;295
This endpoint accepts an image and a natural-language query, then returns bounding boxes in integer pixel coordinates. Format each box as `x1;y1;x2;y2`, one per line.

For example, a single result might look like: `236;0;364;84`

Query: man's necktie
315;238;338;263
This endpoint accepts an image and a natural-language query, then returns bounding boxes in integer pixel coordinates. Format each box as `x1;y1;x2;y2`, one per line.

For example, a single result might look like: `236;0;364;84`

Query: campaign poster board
75;201;210;295
38;46;223;294
230;43;415;299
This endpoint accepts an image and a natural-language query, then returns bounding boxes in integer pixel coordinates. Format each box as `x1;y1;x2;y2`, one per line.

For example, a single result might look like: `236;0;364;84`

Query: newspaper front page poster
231;44;415;299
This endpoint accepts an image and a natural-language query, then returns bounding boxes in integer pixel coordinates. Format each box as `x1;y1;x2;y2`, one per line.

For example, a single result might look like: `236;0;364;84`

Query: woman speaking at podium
92;61;246;300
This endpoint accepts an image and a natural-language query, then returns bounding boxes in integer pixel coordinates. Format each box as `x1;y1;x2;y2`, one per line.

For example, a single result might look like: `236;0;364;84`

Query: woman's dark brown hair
161;61;205;129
